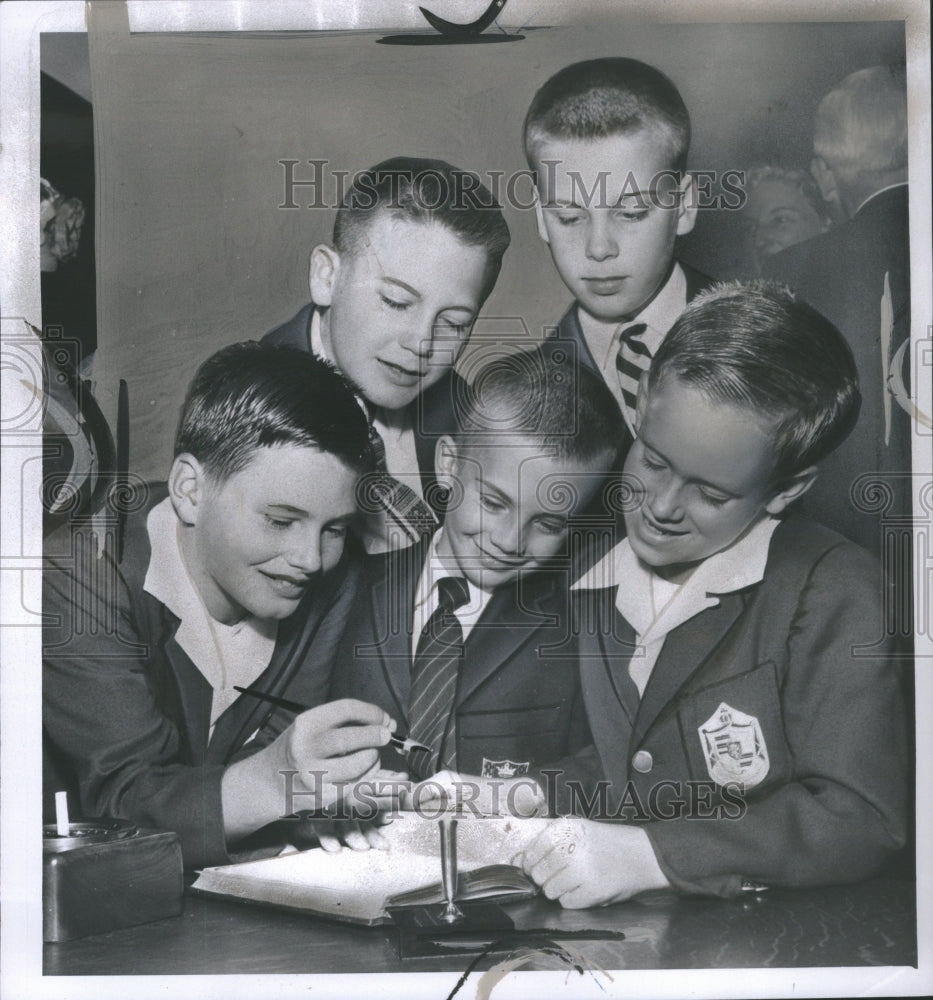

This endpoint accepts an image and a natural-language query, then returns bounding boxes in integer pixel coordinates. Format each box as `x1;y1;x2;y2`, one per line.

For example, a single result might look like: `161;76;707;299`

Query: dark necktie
365;423;438;544
614;322;650;429
408;576;471;779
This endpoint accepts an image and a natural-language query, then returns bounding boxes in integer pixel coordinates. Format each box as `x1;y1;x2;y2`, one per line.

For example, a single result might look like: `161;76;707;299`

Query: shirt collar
855;181;908;217
573;515;779;641
590;263;687;370
310;307;329;362
415;529;491;613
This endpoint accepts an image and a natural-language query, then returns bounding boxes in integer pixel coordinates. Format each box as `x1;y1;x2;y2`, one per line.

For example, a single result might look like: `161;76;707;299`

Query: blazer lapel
575;587;640;786
161;637;213;765
631;591;745;749
369;542;425;726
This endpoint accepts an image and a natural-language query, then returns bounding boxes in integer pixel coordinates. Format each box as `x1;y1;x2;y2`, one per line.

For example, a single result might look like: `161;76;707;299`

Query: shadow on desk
44;873;917;976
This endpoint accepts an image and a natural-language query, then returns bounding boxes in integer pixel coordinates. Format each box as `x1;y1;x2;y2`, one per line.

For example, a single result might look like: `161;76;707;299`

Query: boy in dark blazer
520;282;908;903
263;156;511;551
522;57;714;453
43;344;396;867
330;353;624;813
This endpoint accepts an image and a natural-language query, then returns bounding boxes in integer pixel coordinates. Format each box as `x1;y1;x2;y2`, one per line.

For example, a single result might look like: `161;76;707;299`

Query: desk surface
44;874;916;976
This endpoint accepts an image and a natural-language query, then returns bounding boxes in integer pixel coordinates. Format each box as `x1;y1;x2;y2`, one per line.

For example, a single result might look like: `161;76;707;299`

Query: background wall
61;16;904;479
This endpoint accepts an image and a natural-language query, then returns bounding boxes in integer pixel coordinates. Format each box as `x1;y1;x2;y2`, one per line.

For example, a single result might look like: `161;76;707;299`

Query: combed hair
175;342;375;481
813;65;908;182
744;165;831;224
523;57;691;174
454;347;624;466
333;156;511;295
649;281;860;486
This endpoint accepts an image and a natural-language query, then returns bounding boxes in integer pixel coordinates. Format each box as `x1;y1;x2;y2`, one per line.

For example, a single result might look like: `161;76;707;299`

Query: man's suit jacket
263;304;461;515
764;186;911;555
42;488;360;867
329;537;590;782
574;517;907;896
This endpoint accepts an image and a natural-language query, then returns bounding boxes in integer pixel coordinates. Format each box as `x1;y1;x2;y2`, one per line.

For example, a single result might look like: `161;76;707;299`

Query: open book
190;813;551;926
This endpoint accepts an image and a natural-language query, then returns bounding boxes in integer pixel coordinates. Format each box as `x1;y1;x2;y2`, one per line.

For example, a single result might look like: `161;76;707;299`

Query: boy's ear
434;435;460;482
633;371;651;433
532;188;550;244
309;243;340;307
168;454;207;526
810;156;840;212
675;173;699;236
764;466;818;516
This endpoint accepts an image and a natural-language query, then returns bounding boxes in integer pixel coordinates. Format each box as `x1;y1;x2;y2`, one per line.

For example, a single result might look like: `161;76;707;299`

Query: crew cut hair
523;57;691;174
648;281;861;487
175;342;375;481
454;347;624;467
333;156;511;295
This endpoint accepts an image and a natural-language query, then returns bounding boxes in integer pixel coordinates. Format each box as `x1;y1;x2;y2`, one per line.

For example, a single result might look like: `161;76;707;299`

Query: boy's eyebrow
641;442;739;497
478;478;513;505
382;275;477;316
266;503;307;515
381;276;422;299
546;192;655;209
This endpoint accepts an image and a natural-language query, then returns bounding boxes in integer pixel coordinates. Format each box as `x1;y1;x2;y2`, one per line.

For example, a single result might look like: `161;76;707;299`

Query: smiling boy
264;157;510;548
520;282;907;904
330;353;624;807
43;343;398;867
523;58;712;443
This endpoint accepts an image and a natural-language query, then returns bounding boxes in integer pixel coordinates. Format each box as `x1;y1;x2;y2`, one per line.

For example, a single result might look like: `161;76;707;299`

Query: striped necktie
365;423;438;544
408;576;471;779
615;322;650;430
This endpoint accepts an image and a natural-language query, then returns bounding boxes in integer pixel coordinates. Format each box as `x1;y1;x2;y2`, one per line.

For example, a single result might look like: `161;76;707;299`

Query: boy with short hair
264;156;511;549
520;282;907;904
44;343;397;868
330;352;625;808
523;57;711;442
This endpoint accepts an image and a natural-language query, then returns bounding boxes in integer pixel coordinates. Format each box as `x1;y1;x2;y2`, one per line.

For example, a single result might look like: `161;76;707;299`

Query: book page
192;812;551;923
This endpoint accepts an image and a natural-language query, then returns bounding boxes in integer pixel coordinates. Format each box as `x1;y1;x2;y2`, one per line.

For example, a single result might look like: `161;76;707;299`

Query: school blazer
329;536;590;781
574;517;908;896
263;303;460;516
42;487;361;867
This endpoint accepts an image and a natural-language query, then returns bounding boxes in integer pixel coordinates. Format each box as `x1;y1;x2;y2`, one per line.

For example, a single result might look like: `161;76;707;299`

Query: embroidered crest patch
698;702;770;788
481;758;529;778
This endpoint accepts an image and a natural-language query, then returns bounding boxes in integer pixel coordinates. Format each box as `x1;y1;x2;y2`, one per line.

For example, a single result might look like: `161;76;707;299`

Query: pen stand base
44;823;184;942
388;902;514;958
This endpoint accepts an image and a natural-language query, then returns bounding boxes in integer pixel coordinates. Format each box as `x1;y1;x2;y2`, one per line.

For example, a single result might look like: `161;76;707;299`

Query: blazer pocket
457;704;564;740
677;661;791;796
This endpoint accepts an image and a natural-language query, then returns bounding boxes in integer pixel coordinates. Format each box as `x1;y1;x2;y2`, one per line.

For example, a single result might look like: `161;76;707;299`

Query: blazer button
632;750;653;773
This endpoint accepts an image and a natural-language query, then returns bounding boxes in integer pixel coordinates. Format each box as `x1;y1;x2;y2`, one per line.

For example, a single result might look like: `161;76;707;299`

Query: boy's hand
222;699;395;840
516;817;670;908
293;767;409;853
404;769;547;818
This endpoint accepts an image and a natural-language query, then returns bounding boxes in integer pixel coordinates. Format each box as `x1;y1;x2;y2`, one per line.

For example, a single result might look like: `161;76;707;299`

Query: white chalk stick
55;790;70;837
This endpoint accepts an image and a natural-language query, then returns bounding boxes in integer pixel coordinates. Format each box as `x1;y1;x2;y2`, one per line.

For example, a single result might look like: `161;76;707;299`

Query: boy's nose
648;479;683;522
490;517;523;556
584;219;619;262
396;319;433;358
286;531;323;575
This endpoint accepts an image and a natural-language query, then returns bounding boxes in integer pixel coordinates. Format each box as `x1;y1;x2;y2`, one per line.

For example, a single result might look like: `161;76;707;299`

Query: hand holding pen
233;686;430;756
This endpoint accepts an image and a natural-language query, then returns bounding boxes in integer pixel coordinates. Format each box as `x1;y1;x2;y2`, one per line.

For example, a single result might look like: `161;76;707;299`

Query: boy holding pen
43;343;399;867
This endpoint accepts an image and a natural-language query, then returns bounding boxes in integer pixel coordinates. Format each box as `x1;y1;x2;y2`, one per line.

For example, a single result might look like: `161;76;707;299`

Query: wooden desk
44;875;916;975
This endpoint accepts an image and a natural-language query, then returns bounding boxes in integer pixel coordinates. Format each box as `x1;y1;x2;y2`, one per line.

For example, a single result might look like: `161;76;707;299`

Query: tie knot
436;576;470;614
619;322;648;345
